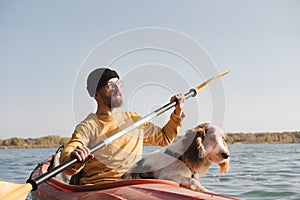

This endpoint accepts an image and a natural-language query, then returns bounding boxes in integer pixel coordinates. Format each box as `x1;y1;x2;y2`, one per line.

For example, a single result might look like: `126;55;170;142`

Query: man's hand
70;145;94;162
170;93;185;117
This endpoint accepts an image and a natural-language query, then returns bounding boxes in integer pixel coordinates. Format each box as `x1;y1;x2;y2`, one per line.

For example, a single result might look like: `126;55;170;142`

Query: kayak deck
30;157;238;200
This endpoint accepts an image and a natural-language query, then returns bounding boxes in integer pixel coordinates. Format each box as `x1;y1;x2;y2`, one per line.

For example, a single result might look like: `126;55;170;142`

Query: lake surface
0;144;299;200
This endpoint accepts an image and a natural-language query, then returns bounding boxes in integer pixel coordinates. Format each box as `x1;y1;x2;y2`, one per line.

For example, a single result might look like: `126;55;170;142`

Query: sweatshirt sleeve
142;111;185;146
59;123;90;175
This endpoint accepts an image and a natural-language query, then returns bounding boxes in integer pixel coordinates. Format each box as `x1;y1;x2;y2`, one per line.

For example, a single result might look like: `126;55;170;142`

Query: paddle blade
0;181;32;200
195;70;231;93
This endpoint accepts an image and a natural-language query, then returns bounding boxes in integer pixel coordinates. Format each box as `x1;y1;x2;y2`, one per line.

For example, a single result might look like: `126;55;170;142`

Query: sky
1;1;300;139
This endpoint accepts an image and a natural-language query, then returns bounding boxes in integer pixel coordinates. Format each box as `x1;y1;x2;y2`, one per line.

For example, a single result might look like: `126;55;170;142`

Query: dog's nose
221;152;230;159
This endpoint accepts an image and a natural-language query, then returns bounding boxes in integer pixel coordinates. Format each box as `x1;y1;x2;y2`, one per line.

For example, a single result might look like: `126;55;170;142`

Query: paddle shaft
27;88;197;190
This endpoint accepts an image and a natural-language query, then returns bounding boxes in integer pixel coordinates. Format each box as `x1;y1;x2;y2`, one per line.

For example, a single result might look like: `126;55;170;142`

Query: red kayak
30;157;238;200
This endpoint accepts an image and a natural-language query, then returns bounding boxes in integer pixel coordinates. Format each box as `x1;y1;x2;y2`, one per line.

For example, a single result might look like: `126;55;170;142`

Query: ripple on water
242;190;298;199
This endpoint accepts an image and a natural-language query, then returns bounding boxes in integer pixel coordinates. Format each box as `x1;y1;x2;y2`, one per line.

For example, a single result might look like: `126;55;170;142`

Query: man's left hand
170;93;185;117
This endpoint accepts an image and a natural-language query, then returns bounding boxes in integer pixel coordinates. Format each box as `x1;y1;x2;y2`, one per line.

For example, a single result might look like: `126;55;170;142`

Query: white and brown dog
123;123;230;192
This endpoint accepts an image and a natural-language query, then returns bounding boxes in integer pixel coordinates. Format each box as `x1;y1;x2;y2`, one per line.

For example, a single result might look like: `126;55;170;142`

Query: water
1;144;299;200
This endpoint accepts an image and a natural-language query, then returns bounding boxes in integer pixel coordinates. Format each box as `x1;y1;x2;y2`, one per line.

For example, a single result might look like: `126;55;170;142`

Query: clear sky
1;1;299;139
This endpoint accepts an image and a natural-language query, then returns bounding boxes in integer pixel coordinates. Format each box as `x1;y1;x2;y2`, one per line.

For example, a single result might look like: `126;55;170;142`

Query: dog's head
182;123;230;175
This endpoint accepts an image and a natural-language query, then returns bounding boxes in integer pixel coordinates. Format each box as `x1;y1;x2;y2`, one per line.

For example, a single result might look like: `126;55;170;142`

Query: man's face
96;77;123;108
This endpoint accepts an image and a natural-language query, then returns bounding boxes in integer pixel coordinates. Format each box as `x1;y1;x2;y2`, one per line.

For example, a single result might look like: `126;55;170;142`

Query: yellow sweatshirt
59;109;184;185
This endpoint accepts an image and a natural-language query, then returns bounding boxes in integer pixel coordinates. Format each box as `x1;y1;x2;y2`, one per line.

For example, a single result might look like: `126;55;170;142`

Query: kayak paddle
0;70;230;200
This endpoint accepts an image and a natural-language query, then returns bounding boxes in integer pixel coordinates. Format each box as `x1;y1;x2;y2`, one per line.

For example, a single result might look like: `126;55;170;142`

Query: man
60;67;185;185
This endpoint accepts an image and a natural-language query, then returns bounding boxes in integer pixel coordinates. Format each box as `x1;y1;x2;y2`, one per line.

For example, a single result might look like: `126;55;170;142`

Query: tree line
0;135;69;149
0;131;300;149
226;131;300;144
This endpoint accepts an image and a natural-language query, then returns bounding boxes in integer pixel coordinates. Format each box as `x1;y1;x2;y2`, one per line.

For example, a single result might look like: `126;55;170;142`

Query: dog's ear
196;137;202;149
195;126;206;137
182;127;205;162
196;136;206;158
194;127;207;158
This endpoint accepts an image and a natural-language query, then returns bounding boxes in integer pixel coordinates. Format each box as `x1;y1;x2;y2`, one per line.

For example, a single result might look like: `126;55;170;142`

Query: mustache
112;91;121;97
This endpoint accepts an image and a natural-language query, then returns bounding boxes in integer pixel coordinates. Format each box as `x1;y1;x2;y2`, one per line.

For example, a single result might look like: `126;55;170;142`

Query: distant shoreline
0;131;299;149
0;135;69;149
226;131;300;144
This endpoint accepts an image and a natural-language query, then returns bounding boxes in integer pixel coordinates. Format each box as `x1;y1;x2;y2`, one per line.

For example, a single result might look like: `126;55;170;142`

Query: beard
110;94;123;108
101;91;123;108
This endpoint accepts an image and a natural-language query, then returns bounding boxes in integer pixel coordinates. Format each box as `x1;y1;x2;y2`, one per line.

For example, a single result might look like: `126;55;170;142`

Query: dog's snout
221;152;230;159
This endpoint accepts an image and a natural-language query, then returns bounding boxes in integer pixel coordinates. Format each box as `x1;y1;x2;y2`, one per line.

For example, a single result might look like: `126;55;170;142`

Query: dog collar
164;149;183;161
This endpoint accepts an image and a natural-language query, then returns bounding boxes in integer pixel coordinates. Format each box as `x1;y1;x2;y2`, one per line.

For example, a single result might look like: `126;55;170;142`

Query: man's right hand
70;145;94;162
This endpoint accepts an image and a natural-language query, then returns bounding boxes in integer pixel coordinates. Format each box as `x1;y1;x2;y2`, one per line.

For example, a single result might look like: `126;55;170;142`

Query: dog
122;123;230;192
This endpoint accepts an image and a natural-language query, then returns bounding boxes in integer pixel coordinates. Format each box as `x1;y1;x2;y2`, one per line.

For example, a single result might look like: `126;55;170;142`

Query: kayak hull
30;158;238;200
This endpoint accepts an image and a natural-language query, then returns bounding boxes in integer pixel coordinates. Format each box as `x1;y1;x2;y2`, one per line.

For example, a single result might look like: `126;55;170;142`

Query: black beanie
86;68;119;97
